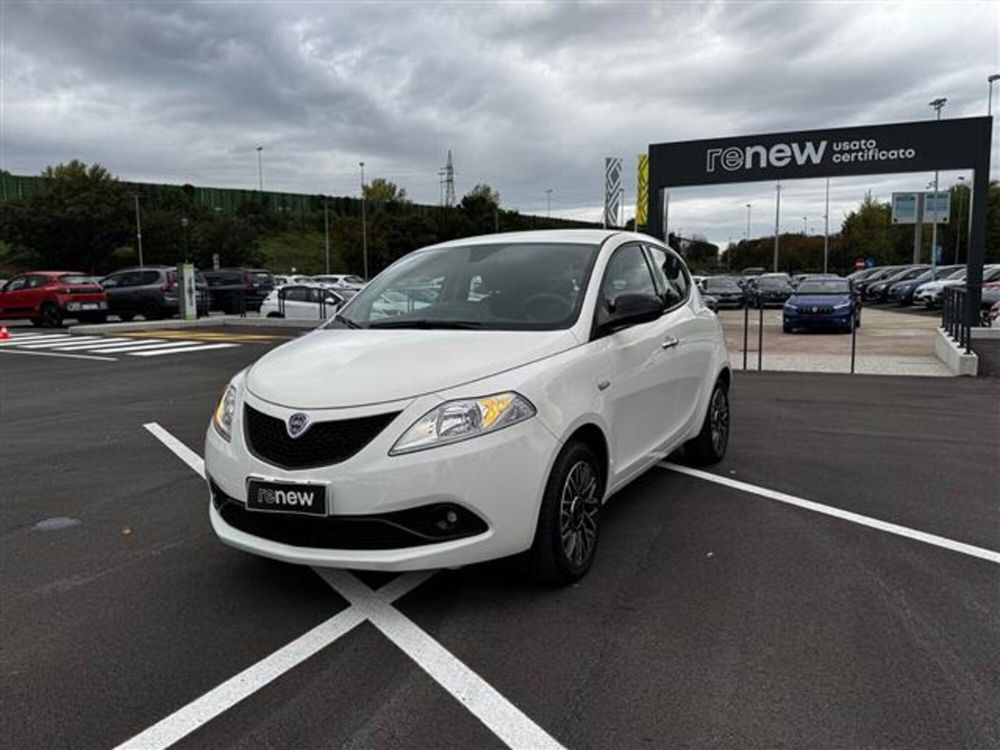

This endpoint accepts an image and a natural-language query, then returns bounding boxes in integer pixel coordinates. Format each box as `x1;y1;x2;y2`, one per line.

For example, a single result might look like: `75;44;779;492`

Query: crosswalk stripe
91;340;205;353
17;336;107;349
0;335;72;347
42;337;134;350
129;343;239;357
76;339;168;352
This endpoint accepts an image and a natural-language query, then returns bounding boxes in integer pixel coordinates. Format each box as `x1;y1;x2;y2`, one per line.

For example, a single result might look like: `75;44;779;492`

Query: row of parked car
848;263;1000;308
0;266;367;326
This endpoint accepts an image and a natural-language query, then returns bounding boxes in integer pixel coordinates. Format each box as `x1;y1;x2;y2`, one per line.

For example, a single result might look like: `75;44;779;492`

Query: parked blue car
783;278;860;333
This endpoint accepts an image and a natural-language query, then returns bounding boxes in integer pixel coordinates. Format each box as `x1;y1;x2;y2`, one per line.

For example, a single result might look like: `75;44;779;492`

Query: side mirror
601;293;664;334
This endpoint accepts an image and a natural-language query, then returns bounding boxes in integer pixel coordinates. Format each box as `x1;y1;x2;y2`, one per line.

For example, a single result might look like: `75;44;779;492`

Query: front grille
802;305;835;314
211;481;487;549
244;405;399;470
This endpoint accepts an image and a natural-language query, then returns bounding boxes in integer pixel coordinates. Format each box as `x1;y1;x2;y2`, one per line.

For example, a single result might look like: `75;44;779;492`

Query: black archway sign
647;117;992;327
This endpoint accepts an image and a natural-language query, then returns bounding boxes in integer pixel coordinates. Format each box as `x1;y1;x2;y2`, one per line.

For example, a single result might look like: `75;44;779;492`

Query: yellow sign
636;154;649;226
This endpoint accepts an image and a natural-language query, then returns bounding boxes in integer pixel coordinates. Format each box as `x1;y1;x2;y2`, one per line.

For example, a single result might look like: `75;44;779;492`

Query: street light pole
133;194;144;269
988;74;1000;115
823;177;830;274
360;161;368;281
802;215;808;235
545;188;553;218
181;216;190;262
929;98;947;270
255;146;263;192
773;181;781;272
745;203;751;242
324;202;331;275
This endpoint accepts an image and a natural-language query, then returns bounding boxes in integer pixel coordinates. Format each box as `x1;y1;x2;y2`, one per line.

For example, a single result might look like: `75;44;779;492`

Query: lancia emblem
812;306;818;313
287;412;310;439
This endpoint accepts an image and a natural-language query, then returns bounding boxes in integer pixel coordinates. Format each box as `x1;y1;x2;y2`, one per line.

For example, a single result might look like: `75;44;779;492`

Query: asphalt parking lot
2;329;998;749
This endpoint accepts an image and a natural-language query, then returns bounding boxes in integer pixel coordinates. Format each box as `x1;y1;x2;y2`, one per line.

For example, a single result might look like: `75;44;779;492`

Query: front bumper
784;310;854;329
205;391;559;570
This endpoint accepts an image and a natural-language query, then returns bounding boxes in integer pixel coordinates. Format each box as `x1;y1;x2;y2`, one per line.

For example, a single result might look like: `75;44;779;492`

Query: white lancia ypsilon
206;230;731;583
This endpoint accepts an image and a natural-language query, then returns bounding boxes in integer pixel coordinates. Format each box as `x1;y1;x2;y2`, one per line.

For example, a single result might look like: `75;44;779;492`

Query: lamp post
323;200;331;275
545;188;553;218
360;161;368;281
745;203;751;242
988;74;1000;115
802;215;808;235
255;146;263;192
180;216;190;262
773;181;781;272
133;194;144;269
928;98;947;270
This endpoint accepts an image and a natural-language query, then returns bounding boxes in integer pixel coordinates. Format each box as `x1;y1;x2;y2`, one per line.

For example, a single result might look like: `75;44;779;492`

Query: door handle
597;379;611;391
661;336;679;350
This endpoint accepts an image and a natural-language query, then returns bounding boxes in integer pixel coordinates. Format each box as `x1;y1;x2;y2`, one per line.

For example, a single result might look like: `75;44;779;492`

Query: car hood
246;328;580;408
788;294;851;306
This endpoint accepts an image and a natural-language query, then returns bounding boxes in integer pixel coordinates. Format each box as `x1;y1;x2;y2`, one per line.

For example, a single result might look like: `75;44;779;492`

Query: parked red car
0;271;109;327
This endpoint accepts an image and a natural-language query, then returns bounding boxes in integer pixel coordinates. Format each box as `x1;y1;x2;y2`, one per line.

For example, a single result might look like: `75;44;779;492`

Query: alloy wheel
710;387;729;455
559;460;599;567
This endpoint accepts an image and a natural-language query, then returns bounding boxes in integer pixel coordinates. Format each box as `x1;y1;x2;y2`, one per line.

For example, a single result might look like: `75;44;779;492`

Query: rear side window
283;286;309;302
251;272;273;285
140;270;161;285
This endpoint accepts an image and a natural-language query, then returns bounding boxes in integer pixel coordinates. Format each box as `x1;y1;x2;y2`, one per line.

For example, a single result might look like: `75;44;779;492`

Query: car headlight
390;392;536;455
784;303;798;312
213;385;237;441
834;301;852;310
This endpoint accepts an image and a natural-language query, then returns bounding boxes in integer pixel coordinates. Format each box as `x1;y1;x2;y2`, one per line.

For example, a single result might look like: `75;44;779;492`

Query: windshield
758;277;790;289
330;242;600;330
57;274;93;285
344;275;365;284
796;279;850;295
705;277;740;291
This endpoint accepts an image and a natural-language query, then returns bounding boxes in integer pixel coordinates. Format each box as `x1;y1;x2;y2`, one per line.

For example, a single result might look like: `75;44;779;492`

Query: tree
363;178;407;203
0;160;131;272
462;183;500;209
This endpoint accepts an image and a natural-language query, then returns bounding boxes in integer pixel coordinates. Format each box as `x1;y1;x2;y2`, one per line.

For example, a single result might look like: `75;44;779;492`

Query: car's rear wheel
266;312;284;318
40;302;62;328
685;378;730;466
142;301;162;320
527;440;603;585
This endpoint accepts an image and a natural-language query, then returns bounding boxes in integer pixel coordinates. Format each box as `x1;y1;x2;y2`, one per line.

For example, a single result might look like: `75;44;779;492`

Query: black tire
40;302;62;328
783;323;793;333
266;312;284;318
526;440;604;585
685;378;730;466
141;301;162;321
117;312;135;322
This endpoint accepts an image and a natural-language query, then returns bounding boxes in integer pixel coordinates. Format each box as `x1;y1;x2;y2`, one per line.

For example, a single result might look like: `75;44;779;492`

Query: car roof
426;229;629;251
22;270;88;275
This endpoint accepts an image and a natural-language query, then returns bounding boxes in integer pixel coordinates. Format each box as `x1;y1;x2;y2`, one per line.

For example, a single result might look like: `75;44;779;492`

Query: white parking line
42;337;134;350
0;348;117;362
659;462;1000;565
130;343;238;356
320;569;566;750
141;423;566;750
70;338;163;351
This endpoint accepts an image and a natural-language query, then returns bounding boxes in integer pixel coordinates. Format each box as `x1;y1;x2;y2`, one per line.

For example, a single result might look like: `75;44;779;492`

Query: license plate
246;479;327;516
80;302;99;310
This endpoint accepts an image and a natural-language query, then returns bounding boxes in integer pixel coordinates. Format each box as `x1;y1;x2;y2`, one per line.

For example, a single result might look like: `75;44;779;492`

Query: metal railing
277;287;335;320
942;287;972;354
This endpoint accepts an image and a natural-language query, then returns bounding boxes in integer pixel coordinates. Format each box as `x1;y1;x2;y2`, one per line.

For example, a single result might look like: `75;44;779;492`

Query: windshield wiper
367;319;483;329
333;314;361;329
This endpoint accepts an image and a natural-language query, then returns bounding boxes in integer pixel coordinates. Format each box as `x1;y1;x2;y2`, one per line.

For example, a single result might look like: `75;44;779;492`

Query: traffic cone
0;326;9;340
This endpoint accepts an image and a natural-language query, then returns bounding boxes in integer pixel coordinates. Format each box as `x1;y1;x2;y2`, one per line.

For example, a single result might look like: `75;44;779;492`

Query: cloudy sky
2;0;998;246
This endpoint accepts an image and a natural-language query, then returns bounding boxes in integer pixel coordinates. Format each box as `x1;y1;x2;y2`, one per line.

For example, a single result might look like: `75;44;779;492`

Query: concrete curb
70;316;321;335
934;328;978;376
970;326;1000;340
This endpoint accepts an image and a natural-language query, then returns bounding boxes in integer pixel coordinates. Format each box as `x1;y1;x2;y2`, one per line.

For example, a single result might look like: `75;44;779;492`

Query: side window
119;271;145;287
596;244;658;326
283;286;309;302
140;271;161;285
26;275;50;288
4;276;28;292
100;275;120;288
645;245;691;308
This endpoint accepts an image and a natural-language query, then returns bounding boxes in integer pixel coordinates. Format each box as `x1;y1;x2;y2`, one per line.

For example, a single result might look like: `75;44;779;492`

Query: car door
0;275;30;316
598;243;676;476
644;244;715;436
281;286;311;318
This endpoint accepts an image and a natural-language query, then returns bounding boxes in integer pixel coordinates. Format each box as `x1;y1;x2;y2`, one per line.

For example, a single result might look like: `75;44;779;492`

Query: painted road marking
0;334;73;346
121;330;287;342
0;349;117;362
77;339;169;351
320;569;566;750
130;343;239;356
659;462;1000;565
139;423;566;750
42;337;135;350
17;336;107;349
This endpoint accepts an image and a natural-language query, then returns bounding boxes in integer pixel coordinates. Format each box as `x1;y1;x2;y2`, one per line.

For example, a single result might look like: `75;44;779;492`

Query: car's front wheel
40;302;62;328
685;378;730;466
527;440;604;585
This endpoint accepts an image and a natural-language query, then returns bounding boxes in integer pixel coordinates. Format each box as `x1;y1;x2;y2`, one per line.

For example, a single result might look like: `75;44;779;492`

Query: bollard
850;302;858;374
